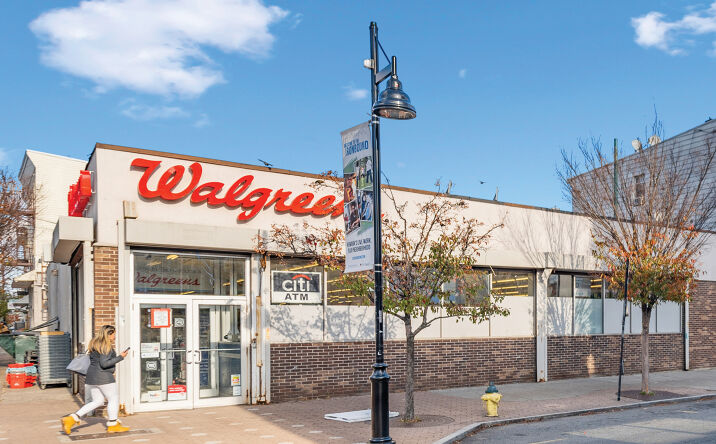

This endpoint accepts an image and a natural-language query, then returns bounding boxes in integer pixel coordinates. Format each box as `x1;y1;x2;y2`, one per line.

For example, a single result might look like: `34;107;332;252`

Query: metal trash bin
37;332;71;389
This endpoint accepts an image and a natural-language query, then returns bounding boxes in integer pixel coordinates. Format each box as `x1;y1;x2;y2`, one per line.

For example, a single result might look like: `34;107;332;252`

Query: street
461;399;716;444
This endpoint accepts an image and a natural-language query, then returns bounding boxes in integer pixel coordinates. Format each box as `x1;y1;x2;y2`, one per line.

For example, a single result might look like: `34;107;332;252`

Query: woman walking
61;325;130;435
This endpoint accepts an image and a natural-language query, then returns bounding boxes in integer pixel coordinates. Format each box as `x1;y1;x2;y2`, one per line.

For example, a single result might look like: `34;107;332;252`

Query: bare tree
559;117;716;393
258;175;508;421
0;168;35;322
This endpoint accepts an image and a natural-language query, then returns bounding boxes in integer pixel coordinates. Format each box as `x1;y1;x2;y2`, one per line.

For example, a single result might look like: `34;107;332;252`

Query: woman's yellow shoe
107;423;130;433
60;416;78;435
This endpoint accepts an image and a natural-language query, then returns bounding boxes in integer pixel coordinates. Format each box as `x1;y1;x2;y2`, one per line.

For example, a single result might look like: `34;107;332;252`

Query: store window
548;274;573;298
445;269;533;305
491;270;534;297
574;275;603;334
133;252;246;296
444;270;490;305
604;279;620;298
327;268;370;305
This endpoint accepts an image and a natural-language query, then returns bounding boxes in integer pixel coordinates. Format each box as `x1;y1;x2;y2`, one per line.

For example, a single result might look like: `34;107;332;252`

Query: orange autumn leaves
594;230;698;306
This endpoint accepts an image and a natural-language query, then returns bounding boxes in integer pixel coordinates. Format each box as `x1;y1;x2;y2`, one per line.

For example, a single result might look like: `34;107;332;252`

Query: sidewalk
2;344;715;444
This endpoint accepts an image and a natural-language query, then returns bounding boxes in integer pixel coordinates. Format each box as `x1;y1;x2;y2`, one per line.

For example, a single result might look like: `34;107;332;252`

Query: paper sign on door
140;342;160;358
231;374;240;386
150;308;171;328
167;384;187;401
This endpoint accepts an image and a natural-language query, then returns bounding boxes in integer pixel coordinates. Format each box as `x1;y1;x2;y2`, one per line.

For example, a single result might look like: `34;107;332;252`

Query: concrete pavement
2;342;715;443
459;397;716;443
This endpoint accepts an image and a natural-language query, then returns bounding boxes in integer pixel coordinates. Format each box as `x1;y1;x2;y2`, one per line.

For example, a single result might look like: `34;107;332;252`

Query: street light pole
366;21;415;444
368;21;390;444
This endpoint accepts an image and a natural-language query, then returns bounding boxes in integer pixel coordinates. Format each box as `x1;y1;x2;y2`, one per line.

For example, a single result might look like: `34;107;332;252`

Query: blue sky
1;1;715;210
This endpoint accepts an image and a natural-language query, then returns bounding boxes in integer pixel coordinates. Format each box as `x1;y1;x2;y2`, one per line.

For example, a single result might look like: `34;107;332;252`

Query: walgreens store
49;143;716;413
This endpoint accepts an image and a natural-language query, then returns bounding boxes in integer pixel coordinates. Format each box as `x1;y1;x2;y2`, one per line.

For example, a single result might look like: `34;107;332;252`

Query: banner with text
341;122;375;273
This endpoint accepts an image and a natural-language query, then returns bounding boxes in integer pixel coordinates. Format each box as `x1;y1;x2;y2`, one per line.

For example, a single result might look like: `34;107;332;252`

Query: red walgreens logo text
131;158;344;221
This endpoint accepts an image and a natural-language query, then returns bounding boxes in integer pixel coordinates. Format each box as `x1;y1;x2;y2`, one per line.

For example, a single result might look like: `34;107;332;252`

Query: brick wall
548;333;683;380
690;280;716;369
270;338;535;402
94;246;119;332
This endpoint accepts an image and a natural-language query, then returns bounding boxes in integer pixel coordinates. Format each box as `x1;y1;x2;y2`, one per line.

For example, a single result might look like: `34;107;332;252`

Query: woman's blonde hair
88;325;116;355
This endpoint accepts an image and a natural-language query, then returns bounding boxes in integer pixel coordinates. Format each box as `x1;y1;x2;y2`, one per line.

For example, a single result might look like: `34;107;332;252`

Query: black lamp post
366;21;416;444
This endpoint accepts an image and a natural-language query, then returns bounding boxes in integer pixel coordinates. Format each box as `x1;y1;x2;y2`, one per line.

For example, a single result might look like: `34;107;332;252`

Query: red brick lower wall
270;338;535;402
548;334;684;380
94;246;119;333
690;280;716;369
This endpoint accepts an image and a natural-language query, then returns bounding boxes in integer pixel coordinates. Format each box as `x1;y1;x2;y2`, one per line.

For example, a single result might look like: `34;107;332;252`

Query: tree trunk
403;319;416;421
641;305;652;393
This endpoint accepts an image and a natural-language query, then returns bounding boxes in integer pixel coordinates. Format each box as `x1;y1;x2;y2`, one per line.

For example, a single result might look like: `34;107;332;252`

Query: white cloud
289;13;303;30
632;2;716;55
458;68;467;79
194;113;211;128
344;85;368;101
121;103;189;120
30;0;289;97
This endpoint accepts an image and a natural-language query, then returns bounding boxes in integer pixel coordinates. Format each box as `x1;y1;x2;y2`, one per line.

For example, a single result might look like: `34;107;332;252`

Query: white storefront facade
48;143;715;413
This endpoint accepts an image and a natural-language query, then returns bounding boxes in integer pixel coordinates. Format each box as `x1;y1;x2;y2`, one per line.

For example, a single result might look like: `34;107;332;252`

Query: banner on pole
341;122;375;273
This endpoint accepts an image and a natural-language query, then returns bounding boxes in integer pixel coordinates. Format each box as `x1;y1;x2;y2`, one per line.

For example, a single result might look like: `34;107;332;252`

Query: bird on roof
258;159;273;169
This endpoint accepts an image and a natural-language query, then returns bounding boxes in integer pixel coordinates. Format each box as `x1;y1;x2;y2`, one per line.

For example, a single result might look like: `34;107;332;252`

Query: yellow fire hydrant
481;382;502;417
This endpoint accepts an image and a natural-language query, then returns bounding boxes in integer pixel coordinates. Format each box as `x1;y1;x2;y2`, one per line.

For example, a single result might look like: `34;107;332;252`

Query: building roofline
570;118;716;182
94;142;580;218
24;149;86;164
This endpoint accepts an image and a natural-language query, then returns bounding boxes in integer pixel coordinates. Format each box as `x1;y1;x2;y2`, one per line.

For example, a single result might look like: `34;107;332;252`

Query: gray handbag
66;353;90;375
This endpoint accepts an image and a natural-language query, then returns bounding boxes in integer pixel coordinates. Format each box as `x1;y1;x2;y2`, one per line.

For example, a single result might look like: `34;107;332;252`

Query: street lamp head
372;75;416;120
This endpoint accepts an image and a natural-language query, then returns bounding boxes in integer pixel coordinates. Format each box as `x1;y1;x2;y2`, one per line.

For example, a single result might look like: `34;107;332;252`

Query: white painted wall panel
268;305;323;343
574;299;603;335
604;299;630;334
547;297;572;335
325;306;374;341
630;303;656;334
386;312;441;339
491;297;534;337
657;302;681;333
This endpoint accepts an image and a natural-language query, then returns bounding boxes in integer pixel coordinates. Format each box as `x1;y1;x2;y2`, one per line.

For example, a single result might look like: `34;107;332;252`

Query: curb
432;393;716;444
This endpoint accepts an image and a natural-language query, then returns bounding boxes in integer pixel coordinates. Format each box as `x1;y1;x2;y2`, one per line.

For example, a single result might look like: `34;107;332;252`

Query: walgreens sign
131;158;344;221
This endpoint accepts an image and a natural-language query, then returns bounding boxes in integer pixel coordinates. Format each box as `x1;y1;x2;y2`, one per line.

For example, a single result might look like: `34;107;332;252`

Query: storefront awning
11;270;35;288
52;216;94;263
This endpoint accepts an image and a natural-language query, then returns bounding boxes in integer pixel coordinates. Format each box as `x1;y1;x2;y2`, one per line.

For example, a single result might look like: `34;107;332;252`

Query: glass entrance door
136;302;193;410
132;299;246;411
192;301;244;407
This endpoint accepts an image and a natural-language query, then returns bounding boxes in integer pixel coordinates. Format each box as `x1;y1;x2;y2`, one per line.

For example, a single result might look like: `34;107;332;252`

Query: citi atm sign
271;271;322;304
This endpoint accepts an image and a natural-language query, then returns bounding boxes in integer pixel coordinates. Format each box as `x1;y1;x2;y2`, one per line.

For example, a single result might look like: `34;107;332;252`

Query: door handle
194;350;203;363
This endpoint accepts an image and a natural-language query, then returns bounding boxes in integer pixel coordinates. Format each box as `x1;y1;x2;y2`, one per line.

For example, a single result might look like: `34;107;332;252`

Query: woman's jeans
75;383;119;424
